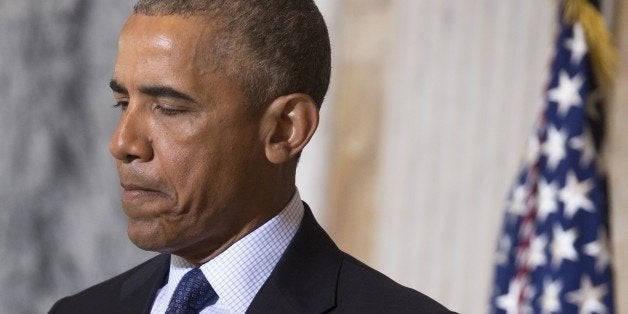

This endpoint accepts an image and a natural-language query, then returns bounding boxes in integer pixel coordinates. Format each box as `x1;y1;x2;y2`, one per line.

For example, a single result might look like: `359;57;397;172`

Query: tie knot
166;268;217;314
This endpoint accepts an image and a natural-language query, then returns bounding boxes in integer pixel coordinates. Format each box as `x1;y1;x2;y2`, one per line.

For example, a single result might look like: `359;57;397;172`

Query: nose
108;104;154;163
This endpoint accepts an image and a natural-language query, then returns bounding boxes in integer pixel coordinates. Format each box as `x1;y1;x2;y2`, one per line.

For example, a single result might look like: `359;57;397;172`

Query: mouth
120;183;169;202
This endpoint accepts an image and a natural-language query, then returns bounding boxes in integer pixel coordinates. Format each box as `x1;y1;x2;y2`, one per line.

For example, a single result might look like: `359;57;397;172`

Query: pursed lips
120;182;170;201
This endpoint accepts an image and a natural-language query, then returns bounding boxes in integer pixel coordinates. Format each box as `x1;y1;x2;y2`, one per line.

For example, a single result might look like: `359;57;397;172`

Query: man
51;0;454;313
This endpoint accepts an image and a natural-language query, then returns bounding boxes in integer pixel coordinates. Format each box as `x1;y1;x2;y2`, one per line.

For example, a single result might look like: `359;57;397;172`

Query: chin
126;218;173;253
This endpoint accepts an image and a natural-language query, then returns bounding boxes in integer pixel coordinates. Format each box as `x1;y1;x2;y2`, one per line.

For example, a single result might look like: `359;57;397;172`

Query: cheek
150;117;262;212
152;135;222;206
151;118;213;183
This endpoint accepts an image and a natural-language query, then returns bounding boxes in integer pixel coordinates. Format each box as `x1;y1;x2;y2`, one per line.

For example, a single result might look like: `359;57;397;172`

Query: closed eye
113;101;129;111
156;105;184;116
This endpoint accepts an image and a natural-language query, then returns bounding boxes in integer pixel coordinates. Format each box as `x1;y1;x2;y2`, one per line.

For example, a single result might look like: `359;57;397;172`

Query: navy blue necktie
165;268;217;314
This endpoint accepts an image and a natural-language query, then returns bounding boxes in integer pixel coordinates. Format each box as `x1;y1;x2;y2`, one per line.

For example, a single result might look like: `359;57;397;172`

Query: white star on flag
496;279;523;314
538;179;559;223
526;132;541;166
540;278;563;314
566;275;608;314
551;224;578;268
495;235;512;266
584;228;611;272
565;23;588;64
559;171;594;219
529;235;548;268
496;279;534;314
508;185;528;217
542;126;567;170
548;71;583;117
569;128;596;167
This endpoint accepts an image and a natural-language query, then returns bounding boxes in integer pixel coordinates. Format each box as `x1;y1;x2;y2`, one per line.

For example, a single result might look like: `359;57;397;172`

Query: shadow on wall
0;2;154;312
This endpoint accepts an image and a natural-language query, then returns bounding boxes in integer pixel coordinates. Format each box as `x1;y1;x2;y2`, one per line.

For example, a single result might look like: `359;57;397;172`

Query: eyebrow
109;79;196;103
139;85;196;102
109;79;127;94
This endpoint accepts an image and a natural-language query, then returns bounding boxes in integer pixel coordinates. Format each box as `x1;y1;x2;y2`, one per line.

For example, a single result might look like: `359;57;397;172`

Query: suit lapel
119;254;170;314
247;203;342;314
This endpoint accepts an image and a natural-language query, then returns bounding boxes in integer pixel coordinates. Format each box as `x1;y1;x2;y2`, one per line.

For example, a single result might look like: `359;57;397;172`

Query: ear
261;93;319;164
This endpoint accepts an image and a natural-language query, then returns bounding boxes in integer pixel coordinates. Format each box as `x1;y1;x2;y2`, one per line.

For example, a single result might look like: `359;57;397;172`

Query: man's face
109;14;268;257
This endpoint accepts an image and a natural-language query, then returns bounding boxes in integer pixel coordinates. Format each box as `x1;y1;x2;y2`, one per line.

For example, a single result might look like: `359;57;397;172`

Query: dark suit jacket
50;204;454;313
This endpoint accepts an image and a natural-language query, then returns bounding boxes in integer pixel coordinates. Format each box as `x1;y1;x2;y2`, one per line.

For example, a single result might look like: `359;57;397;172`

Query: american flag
490;2;615;314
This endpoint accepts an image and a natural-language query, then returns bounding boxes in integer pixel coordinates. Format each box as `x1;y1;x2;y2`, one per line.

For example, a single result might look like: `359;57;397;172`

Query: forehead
119;14;211;49
119;15;214;66
114;14;224;94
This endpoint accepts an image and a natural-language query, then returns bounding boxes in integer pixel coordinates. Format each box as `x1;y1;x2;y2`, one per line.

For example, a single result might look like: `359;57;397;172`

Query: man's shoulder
49;254;169;313
268;203;455;313
334;252;454;313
